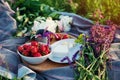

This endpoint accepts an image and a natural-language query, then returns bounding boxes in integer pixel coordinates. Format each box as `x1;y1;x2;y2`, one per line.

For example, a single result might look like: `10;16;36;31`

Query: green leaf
49;12;60;19
17;15;24;21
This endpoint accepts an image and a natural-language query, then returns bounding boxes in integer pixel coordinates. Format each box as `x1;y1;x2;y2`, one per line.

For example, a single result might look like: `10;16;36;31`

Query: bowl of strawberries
17;41;51;64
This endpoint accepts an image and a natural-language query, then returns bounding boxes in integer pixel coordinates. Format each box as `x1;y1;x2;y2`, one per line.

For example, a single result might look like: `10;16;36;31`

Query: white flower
56;21;63;31
59;15;73;32
32;17;57;33
46;17;57;33
32;15;73;33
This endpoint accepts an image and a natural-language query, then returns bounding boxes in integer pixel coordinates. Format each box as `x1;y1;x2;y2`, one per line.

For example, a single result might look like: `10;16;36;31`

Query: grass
0;75;22;80
0;75;10;80
33;0;120;25
73;0;120;24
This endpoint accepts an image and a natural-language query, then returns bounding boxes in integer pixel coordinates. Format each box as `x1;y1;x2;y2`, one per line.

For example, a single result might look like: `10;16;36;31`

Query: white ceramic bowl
17;43;52;64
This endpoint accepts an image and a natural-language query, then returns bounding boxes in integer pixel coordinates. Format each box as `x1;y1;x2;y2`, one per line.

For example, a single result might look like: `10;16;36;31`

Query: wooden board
23;59;69;71
22;33;76;71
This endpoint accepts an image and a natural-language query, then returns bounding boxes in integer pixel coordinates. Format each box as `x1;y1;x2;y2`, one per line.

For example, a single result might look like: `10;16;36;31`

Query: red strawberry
62;34;69;39
26;45;31;52
23;44;29;50
45;45;50;51
31;46;38;54
44;45;50;55
22;50;29;56
45;50;50;55
18;46;24;52
40;45;46;52
31;41;38;46
55;33;62;40
49;33;54;41
32;52;42;57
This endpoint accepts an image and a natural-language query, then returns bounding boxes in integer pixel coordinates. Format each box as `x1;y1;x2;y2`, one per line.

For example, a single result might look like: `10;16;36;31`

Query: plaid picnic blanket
0;0;120;80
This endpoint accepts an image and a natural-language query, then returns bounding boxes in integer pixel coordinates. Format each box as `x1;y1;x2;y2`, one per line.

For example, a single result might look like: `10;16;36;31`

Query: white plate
49;39;82;63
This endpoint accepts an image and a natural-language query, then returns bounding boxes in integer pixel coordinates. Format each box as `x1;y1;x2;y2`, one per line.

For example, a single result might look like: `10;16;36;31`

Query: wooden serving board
22;33;76;71
23;59;69;71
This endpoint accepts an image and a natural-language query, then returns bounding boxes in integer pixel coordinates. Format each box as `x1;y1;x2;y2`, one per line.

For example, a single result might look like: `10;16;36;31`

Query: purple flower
61;56;71;63
72;51;79;61
61;56;75;68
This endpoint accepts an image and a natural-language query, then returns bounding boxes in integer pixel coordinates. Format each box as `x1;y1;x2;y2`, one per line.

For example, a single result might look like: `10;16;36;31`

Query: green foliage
38;0;78;13
75;34;85;45
8;0;62;37
73;0;120;24
0;75;21;80
75;34;108;80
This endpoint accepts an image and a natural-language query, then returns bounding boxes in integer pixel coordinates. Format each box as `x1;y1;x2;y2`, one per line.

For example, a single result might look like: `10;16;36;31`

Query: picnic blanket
0;0;120;80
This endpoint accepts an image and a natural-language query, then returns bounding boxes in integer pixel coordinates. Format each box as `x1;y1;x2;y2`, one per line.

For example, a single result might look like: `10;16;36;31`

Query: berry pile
48;33;69;41
18;41;50;57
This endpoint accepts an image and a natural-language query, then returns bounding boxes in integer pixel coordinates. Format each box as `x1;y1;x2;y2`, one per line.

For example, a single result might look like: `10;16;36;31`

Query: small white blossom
46;17;57;33
59;15;73;32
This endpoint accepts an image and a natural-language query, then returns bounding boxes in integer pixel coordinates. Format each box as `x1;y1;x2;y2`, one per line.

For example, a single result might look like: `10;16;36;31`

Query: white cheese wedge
53;44;69;58
61;42;75;49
